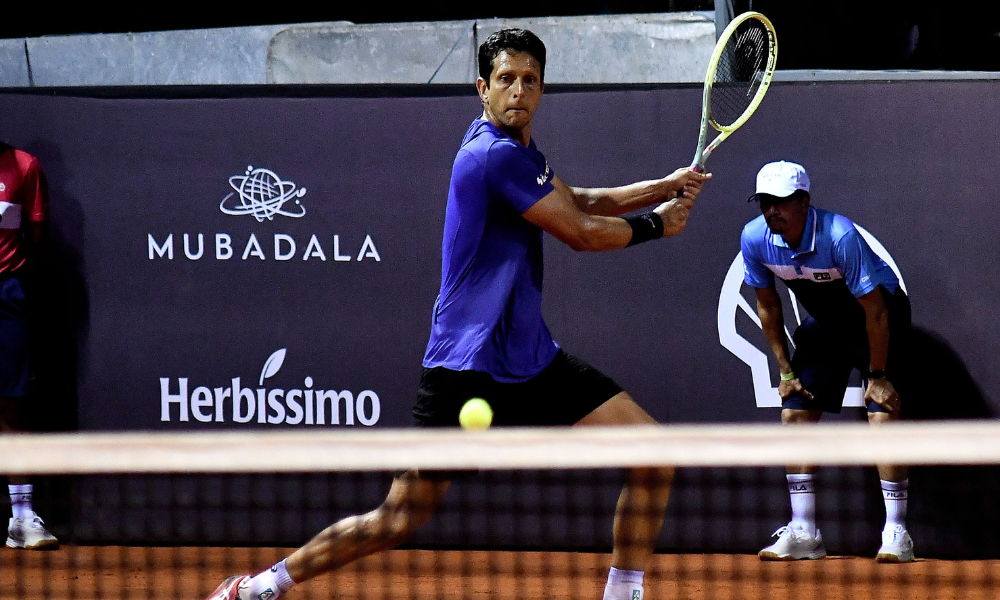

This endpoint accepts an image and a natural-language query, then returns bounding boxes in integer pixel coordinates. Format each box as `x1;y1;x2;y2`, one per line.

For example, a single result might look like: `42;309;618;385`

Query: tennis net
2;422;1000;599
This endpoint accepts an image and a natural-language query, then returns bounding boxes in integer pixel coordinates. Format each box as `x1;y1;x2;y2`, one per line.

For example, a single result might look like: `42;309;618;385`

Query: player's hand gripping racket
689;11;777;173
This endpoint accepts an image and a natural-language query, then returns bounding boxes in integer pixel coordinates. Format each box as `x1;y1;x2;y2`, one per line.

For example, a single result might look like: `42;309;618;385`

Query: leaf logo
259;348;287;386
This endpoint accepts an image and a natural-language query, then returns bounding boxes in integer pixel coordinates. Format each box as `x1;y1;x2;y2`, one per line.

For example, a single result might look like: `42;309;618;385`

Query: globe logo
220;166;307;222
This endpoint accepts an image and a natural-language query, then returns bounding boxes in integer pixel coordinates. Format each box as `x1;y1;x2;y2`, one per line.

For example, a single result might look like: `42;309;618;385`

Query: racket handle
676;164;704;197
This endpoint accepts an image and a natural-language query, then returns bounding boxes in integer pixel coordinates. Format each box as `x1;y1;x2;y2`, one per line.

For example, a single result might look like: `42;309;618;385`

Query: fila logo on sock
789;484;810;492
884;490;907;499
632;590;641;600
258;590;275;600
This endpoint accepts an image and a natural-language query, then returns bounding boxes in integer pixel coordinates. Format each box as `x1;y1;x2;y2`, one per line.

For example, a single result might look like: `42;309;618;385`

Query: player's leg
868;409;907;479
780;407;824;529
0;399;58;550
0;274;58;550
869;288;915;562
578;392;673;568
284;471;450;579
760;317;849;561
573;393;672;600
208;472;451;600
869;397;914;562
206;365;475;600
756;407;828;560
521;350;668;600
0;396;31;495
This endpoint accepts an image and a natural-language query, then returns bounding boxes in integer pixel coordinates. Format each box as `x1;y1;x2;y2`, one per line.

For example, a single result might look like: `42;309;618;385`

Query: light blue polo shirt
422;119;559;383
741;207;899;327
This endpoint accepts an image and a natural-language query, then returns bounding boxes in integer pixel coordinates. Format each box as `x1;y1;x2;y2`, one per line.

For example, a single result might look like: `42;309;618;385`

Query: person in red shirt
0;142;58;549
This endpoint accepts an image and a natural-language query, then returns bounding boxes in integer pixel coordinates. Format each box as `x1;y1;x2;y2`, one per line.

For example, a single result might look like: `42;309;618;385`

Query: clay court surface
2;546;998;600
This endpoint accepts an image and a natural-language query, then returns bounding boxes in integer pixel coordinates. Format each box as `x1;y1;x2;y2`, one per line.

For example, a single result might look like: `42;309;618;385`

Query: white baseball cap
751;161;810;200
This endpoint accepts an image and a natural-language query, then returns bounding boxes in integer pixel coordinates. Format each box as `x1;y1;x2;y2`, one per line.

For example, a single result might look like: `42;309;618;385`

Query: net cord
0;421;998;474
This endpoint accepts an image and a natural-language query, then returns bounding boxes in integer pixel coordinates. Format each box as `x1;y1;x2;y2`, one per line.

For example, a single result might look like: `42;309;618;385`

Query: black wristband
624;212;664;247
864;369;887;379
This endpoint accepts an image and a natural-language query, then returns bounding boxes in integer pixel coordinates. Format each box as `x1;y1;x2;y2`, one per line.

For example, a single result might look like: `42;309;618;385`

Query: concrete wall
1;13;996;88
0;38;30;86
0;25;296;87
0;13;715;87
268;13;716;84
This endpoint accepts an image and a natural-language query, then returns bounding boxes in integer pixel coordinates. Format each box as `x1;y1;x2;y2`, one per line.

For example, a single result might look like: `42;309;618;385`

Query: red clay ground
1;546;997;600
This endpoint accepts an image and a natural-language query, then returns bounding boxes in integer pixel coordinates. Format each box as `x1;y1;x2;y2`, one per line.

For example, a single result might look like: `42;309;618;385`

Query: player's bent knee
780;409;823;424
371;490;445;544
868;410;897;424
576;392;656;427
360;505;426;548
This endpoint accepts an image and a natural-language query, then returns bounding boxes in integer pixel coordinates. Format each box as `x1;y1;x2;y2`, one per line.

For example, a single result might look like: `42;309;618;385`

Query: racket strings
710;19;770;128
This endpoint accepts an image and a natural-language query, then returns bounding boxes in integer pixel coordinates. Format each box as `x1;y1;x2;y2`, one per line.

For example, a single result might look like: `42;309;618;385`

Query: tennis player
206;28;709;600
741;161;914;563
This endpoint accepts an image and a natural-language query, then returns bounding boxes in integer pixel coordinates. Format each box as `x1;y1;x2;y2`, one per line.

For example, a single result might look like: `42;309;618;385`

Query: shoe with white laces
876;524;915;563
758;523;827;561
6;513;59;550
204;576;250;600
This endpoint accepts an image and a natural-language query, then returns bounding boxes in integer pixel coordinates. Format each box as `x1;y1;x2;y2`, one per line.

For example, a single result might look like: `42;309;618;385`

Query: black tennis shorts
413;349;624;428
784;287;911;414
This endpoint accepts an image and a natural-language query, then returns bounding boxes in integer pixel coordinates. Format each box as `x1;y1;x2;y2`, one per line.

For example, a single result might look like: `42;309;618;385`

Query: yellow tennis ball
459;397;493;430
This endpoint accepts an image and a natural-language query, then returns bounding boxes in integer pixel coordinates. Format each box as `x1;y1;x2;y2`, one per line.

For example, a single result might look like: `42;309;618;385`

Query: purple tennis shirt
422;118;559;382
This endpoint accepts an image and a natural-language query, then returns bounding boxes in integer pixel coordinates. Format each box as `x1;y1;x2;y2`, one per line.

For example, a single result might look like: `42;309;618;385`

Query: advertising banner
0;81;997;555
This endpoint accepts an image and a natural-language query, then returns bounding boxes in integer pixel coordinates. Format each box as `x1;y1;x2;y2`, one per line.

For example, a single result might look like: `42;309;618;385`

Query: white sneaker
6;514;59;550
876;524;915;563
203;575;250;600
758;523;827;561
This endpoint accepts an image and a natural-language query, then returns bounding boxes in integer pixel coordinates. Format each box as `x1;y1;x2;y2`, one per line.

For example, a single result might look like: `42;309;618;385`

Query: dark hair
478;28;546;85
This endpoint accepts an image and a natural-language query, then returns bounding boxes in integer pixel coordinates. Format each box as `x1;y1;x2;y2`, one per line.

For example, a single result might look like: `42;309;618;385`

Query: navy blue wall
1;81;997;556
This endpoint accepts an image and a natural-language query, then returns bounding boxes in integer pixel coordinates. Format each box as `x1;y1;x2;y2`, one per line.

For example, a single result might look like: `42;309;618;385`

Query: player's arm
755;285;813;400
834;226;900;415
564;168;711;217
523;175;695;252
857;289;900;414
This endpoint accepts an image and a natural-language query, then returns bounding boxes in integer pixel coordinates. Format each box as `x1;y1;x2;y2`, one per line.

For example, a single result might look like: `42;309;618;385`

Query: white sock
787;474;816;535
9;484;33;521
240;559;296;600
603;567;643;600
881;479;908;532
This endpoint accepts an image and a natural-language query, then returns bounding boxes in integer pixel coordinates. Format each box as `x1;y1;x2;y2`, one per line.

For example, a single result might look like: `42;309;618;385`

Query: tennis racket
689;11;778;172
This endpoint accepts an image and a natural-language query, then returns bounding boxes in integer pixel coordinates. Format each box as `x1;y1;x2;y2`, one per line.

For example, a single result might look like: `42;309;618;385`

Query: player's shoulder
484;133;528;164
461;119;507;150
816;208;860;243
741;214;769;240
8;147;40;173
457;120;515;165
482;133;542;183
453;121;494;168
740;215;769;260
